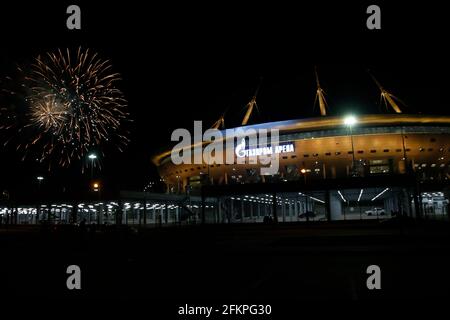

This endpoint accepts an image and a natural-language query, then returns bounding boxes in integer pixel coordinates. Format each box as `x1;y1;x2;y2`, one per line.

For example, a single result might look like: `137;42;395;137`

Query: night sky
0;1;448;201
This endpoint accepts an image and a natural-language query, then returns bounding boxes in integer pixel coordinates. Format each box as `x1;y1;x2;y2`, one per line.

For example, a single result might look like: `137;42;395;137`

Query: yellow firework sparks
29;95;67;131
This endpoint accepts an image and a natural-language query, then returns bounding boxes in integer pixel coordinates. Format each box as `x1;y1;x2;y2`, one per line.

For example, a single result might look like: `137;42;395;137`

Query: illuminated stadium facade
152;73;450;222
154;114;450;191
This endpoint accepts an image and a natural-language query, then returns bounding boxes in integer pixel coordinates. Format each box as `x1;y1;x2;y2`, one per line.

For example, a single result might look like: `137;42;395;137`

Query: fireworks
0;47;130;169
29;95;66;130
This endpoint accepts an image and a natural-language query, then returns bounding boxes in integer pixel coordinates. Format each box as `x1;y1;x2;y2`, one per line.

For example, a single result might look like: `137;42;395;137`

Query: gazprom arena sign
235;138;295;158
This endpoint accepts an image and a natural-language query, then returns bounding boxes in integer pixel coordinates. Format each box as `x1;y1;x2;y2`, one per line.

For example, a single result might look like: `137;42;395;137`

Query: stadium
152;72;450;223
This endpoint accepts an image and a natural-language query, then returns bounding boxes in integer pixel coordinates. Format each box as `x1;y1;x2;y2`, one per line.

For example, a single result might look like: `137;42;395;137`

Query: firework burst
29;95;66;130
1;47;130;169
